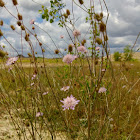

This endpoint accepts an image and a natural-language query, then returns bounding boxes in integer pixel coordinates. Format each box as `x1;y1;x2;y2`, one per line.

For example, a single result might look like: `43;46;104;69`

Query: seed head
79;0;84;5
39;42;42;46
100;12;103;19
63;13;68;18
12;0;18;6
17;21;21;26
54;49;60;54
18;13;22;20
81;39;86;45
68;44;73;52
10;25;15;30
94;13;101;21
0;0;5;7
28;53;32;57
104;35;108;41
96;37;102;45
42;49;45;52
25;34;29;41
32;26;35;30
0;29;3;36
21;25;25;30
66;9;70;16
100;21;106;32
0;20;3;26
0;49;6;58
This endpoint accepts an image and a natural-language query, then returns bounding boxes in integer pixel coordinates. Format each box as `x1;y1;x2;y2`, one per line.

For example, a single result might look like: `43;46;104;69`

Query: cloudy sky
0;0;140;58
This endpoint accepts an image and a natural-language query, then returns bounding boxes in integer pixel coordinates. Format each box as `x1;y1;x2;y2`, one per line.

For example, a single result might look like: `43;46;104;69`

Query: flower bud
0;20;3;26
18;13;22;20
12;0;18;6
96;37;102;45
68;44;73;52
100;21;106;32
42;49;45;52
10;25;15;30
21;25;25;30
79;0;84;5
66;9;70;16
25;34;29;41
54;49;60;54
0;49;6;58
17;21;21;26
94;13;101;21
39;42;42;46
0;0;5;7
0;29;3;36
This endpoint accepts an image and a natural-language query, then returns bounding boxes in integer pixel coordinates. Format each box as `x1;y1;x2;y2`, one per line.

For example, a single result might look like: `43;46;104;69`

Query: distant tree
123;45;133;61
114;51;122;61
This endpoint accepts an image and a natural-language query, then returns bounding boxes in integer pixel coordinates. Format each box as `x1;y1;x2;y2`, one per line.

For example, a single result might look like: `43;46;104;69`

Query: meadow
0;0;140;139
0;57;139;139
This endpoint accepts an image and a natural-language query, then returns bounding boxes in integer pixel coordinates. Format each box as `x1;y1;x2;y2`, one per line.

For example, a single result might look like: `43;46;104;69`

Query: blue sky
0;0;140;58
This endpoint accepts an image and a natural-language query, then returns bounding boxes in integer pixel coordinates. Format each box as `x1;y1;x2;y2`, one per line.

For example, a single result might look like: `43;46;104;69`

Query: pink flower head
63;54;76;64
77;46;87;53
36;112;43;117
95;47;100;51
31;82;34;86
31;74;37;80
73;29;81;37
60;95;80;110
61;86;70;91
6;57;18;66
102;69;106;72
42;92;48;95
30;19;35;24
60;35;64;39
98;87;107;93
122;85;126;88
73;55;78;59
8;67;13;72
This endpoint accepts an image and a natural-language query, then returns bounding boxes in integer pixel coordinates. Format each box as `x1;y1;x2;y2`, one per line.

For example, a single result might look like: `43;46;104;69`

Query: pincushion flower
61;86;70;91
63;54;76;64
42;92;48;95
102;69;106;72
95;47;100;51
60;95;80;110
77;46;87;53
98;87;107;93
60;35;64;39
73;29;81;37
31;82;34;86
6;57;18;66
31;74;37;80
30;19;35;24
36;112;43;117
73;55;78;59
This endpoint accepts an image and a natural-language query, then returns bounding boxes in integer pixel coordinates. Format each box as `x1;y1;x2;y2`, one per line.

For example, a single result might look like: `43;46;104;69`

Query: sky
0;0;140;58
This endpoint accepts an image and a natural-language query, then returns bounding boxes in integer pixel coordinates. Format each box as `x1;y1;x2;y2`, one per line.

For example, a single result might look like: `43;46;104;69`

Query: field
0;56;140;140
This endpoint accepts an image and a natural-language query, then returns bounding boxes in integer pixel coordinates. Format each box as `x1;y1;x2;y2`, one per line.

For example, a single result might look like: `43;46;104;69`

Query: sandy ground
0;114;67;140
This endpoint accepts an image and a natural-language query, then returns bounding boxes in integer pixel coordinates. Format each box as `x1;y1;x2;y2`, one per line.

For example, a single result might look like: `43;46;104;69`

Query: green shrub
114;51;122;61
124;45;133;61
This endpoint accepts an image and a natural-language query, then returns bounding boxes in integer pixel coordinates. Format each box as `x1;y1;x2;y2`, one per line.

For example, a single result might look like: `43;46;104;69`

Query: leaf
50;19;54;23
38;10;42;14
42;14;45;19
